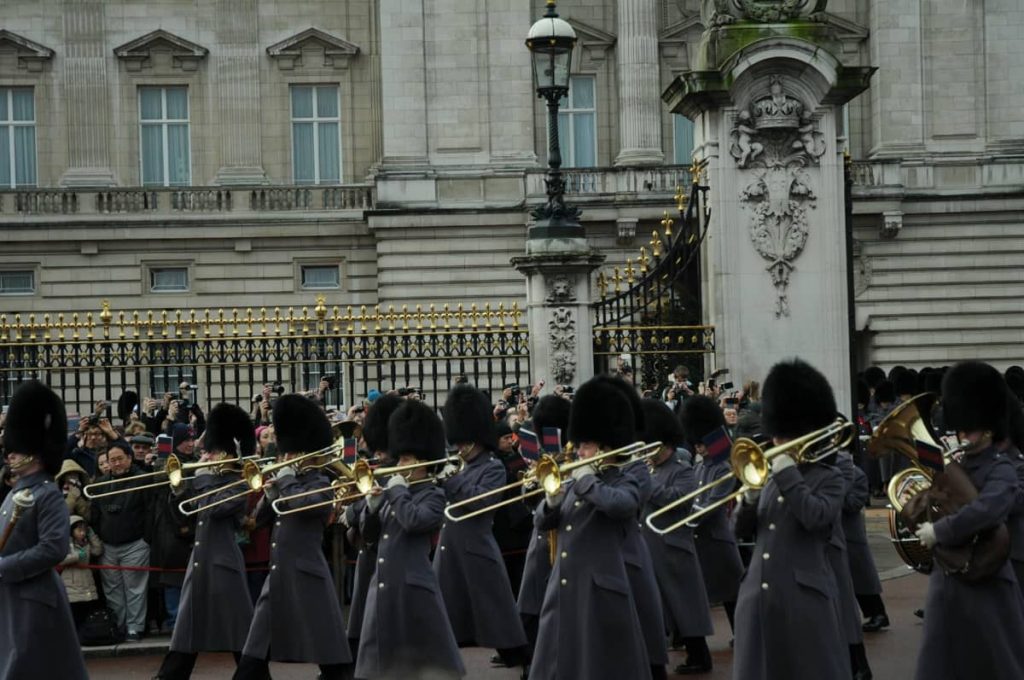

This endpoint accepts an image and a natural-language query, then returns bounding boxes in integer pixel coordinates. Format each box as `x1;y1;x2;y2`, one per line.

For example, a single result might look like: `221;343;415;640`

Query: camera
253;384;286;403
87;415;100;427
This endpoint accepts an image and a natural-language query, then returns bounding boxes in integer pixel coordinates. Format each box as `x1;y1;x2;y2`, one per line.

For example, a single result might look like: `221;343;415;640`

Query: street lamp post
526;0;583;241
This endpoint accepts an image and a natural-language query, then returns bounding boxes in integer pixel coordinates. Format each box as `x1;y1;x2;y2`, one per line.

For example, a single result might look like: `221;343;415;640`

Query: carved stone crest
546;275;577;303
549;307;577;385
702;0;829;25
731;76;826;317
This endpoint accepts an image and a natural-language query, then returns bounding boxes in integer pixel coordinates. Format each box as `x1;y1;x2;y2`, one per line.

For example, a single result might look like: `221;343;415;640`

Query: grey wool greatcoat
516;501;552;618
1003;445;1024;587
433;450;527;648
170;470;254;653
356;482;465;680
530;472;651;680
242;469;352;665
344;497;376;640
611;460;668;666
732;463;847;680
827;453;865;644
841;453;883;596
914;447;1024;680
691;456;744;603
0;472;88;680
641;453;714;639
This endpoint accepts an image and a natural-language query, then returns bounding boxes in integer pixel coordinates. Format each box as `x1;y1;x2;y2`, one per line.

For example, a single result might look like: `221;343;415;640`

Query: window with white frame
0;88;37;188
301;361;343;406
555;76;597;168
300;264;340;290
139;86;191;187
150;366;195;398
673;115;695;166
291;85;341;185
149;267;189;293
0;269;35;295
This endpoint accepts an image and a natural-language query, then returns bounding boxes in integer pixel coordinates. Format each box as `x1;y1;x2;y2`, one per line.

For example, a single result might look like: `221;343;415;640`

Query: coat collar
14;471;50;491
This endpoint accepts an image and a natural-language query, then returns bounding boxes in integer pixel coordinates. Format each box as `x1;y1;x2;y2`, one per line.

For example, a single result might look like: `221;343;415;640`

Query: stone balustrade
0;184;376;217
525;165;693;202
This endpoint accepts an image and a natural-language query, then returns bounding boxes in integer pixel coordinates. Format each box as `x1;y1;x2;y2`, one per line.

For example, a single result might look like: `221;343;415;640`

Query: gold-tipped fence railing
0;298;530;414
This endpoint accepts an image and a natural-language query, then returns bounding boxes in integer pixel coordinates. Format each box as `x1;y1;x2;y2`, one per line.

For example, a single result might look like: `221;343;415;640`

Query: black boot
862;614;890;632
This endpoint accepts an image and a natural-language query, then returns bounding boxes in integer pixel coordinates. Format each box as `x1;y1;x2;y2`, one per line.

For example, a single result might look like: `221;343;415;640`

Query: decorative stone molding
731;75;825;317
880;211;903;239
114;30;208;73
566;20;616;72
852;239;872;297
659;16;704;73
266;28;360;71
549;307;578;385
702;0;828;26
546;275;577;304
0;30;55;73
616;217;638;245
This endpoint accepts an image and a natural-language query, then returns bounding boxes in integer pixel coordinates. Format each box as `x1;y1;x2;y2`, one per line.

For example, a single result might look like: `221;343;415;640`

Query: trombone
83;454;253;499
645;418;854;535
443;441;662;523
270;456;462;516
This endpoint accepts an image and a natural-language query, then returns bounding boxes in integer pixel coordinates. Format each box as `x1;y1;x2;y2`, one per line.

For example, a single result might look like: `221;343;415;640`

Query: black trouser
723;600;737;634
232;654;352;680
157;651;241;680
850;643;871;676
520;613;539;654
680;636;712;667
495;645;531;667
70;601;97;629
855;593;888;619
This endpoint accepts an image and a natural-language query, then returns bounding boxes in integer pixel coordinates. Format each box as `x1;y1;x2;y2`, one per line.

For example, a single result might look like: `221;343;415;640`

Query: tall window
673;115;695;166
291;85;341;185
139;87;191;186
555;76;597;168
0;88;36;188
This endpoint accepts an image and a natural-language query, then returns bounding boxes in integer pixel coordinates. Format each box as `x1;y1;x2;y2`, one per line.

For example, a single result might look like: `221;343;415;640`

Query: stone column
212;0;267;185
613;0;663;167
59;0;116;187
512;251;606;389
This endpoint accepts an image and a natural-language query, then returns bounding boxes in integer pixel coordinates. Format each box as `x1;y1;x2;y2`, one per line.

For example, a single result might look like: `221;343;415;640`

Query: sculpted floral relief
548;307;577;385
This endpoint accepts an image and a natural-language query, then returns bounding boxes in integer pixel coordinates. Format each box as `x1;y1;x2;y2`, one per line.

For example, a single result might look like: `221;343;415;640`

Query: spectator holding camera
68;412;118;477
252;384;285;426
663;365;695;408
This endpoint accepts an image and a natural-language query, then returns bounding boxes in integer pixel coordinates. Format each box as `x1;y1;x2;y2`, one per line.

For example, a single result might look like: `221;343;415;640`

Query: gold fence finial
612;267;623;293
315;295;327;320
661;211;674;240
100;300;112;327
597;272;608;299
690;159;701;185
638;246;650;274
674;185;688;213
625;258;636;285
651;230;663;259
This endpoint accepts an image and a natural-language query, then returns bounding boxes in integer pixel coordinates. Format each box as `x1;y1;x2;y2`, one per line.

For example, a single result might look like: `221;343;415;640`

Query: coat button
440;546;446;551
378;558;384;564
560;578;567;586
761;582;769;590
763;553;770;560
442;523;446;528
194;541;200;546
566;525;573;532
194;562;199;568
272;565;277;570
537;534;543;540
383;534;389;539
275;521;281;527
574;501;581;507
776;496;784;504
378;583;385;589
561;551;567;559
197;521;203;527
272;542;277;548
768;523;776;531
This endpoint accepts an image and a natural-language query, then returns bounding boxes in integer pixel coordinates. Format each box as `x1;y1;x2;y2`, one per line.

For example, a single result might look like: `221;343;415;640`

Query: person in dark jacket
680;395;744;635
913;362;1024;680
492;420;532;598
234;395;353;680
154;403;257;679
842;452;889;632
732;359;848;680
356;399;465;680
90;439;154;641
0;380;88;679
434;384;529;673
530;377;650;680
1002;392;1024;587
640;398;715;675
343;394;402;665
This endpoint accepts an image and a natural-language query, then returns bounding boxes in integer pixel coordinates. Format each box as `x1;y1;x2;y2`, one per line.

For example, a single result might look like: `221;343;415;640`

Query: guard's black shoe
675;661;713;675
853;669;873;680
862;614;890;632
914;608;925;619
490;654;509;667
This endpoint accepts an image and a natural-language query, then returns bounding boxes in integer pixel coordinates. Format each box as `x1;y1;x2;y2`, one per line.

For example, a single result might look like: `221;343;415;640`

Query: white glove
440;463;460;479
275;465;297;479
769;454;796;474
387;474;408;489
366;489;384;512
743;488;761;505
545;491;564;508
916;522;937;549
570;464;597;482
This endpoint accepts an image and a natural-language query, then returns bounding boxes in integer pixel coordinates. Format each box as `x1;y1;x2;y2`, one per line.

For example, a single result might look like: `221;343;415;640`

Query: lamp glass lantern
526;4;577;98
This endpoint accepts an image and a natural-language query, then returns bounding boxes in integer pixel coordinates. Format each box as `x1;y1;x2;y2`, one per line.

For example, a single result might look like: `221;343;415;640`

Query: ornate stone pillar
59;0;116;187
663;2;874;409
512;252;605;389
613;0;663;167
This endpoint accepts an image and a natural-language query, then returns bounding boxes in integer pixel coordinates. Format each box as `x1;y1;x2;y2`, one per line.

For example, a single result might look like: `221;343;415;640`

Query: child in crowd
61;515;105;628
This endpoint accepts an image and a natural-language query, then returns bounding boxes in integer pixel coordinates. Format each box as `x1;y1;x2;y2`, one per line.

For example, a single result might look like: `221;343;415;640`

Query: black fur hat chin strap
9;455;36;473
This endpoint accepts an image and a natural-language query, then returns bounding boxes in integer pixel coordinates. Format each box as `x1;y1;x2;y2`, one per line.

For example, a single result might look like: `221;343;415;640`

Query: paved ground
86;506;930;679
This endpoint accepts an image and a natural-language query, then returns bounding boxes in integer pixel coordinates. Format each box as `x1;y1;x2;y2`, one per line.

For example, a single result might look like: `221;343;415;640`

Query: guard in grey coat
530;377;651;680
913;362;1024;680
681;395;744;632
732;360;848;680
356;399;465;680
156;403;256;679
434;384;528;668
640;399;715;674
1002;392;1024;588
0;381;88;680
841;452;889;632
830;451;872;680
234;395;353;680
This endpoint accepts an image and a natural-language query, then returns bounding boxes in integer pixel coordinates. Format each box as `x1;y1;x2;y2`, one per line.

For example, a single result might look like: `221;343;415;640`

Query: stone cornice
564;19;616;70
113;30;209;72
266;28;360;70
0;30;55;72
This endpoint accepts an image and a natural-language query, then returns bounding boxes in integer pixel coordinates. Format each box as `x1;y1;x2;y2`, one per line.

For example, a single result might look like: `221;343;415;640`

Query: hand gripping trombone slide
644;418;855;535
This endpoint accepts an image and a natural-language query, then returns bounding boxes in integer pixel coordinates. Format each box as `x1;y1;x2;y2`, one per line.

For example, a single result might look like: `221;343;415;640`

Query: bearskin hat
272;394;333;454
923;369;944;395
530;395;571;448
2;380;67;475
862;366;886;389
641;398;684;448
117;390;139;423
942;361;1008;440
873;380;896;405
362;394;404;454
1006;367;1024;403
204;403;256;458
568;378;635;449
894;370;919;398
679;395;725;448
762;359;837;439
442;383;496;449
1005;389;1024;452
591;374;645;439
388;400;446;461
856;378;871;409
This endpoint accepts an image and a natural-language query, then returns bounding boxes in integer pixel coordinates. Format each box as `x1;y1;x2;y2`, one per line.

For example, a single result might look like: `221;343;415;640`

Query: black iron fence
0;298;531;418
